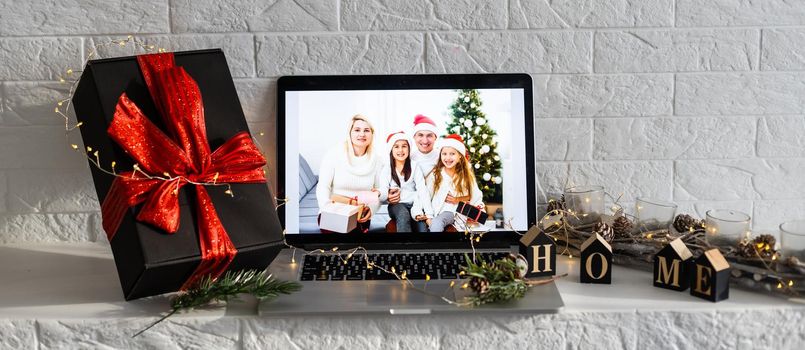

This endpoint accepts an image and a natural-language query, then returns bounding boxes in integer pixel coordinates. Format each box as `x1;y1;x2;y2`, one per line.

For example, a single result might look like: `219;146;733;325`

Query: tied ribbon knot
100;53;267;290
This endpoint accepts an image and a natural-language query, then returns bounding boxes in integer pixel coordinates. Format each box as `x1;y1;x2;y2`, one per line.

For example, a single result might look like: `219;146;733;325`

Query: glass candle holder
563;185;604;226
705;209;751;247
635;197;677;232
781;220;805;261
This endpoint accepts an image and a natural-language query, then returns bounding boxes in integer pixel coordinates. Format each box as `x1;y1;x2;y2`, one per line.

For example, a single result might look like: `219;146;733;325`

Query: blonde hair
345;114;375;164
432;147;475;198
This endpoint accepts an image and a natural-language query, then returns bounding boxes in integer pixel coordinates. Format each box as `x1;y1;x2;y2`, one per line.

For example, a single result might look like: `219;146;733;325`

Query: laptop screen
278;75;535;242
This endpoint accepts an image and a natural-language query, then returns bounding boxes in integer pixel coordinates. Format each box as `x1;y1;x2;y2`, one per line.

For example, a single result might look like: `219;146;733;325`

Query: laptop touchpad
365;282;455;306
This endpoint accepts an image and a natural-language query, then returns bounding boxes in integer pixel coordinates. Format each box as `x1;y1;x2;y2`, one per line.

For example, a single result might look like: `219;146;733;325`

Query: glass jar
635;197;677;233
705;209;751;247
781;220;805;261
563;185;605;226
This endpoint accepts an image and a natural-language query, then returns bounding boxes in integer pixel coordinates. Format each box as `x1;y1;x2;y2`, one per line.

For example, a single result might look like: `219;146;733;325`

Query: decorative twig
133;270;301;338
461;254;566;306
544;207;805;298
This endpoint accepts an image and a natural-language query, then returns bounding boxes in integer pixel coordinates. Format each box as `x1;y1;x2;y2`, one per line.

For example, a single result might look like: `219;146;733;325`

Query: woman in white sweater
377;131;432;232
316;115;382;233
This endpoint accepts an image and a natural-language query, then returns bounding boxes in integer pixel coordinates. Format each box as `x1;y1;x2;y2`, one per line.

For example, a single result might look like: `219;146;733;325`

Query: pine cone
469;277;490;294
673;214;704;233
738;234;778;259
612;216;634;238
546;195;565;214
593;221;615;242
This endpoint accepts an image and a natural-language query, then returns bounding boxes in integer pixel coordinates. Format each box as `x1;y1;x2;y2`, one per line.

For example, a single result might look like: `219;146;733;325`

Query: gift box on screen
319;202;362;233
72;49;284;300
457;201;488;224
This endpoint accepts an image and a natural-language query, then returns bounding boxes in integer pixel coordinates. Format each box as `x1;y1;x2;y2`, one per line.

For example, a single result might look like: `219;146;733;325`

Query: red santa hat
386;131;408;146
438;134;468;158
412;114;439;135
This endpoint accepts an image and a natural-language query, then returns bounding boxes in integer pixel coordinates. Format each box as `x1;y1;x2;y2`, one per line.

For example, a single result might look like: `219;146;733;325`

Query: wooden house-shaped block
580;233;612;284
653;238;693;291
519;226;556;278
690;249;730;302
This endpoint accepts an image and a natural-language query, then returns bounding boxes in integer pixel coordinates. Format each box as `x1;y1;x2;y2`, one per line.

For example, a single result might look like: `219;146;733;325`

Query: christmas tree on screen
445;89;502;202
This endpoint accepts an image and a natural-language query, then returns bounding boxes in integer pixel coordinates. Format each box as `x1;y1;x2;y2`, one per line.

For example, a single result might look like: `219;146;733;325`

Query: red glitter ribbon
100;53;267;290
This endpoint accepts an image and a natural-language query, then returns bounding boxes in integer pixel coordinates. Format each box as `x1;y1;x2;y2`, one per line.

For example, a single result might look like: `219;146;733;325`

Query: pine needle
461;254;528;306
133;270;301;337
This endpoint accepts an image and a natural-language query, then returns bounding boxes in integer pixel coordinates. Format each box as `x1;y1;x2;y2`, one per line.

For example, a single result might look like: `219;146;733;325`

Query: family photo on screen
292;89;517;234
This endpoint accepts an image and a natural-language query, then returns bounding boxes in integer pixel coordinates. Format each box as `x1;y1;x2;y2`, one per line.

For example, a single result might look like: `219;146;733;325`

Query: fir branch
133;270;301;338
461;254;528;306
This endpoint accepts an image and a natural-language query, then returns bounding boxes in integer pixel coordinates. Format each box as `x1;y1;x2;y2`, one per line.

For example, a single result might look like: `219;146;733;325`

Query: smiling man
409;114;440;173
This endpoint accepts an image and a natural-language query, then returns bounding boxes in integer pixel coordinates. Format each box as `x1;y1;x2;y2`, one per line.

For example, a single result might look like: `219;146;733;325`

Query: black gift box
72;49;284;300
456;201;488;224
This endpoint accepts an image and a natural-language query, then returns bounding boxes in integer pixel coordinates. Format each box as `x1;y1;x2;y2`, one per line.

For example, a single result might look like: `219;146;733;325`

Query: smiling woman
315;115;383;233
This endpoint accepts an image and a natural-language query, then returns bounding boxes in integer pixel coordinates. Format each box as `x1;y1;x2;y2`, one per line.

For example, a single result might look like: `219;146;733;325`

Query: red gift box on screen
457;201;488;224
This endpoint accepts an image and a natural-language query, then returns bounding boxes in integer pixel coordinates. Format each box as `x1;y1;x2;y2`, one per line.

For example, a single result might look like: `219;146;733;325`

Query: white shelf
0;243;802;349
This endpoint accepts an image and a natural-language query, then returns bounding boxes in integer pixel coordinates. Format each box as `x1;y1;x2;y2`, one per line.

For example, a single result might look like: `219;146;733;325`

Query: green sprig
461;254;527;306
134;270;301;337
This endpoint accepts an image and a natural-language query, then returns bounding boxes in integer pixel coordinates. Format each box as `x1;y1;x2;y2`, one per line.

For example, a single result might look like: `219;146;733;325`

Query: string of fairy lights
282;215;496;307
541;194;797;294
55;35;247;197
53;35;516;307
55;35;795;305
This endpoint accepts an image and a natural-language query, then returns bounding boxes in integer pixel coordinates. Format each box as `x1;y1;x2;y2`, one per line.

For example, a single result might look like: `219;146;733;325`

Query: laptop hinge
300;241;512;251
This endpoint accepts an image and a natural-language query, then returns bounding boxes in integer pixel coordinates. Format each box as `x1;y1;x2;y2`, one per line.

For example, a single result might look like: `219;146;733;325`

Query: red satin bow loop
100;53;267;290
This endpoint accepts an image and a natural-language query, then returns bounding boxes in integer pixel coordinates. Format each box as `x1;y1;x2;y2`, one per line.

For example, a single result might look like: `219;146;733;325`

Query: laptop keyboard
299;252;510;281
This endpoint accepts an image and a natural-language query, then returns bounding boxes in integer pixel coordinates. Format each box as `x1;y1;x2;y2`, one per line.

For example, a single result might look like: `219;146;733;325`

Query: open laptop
261;74;563;315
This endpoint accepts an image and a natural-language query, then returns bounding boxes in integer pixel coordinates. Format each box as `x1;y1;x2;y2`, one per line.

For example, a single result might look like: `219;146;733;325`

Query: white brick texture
535;74;673;117
676;73;805;115
0;37;82;80
594;29;759;73
256;34;425;76
342;0;508;31
508;0;674;28
37;318;241;349
761;28;805;71
757;116;805;157
0;0;168;36
426;32;591;74
0;0;803;244
2;82;71;126
677;0;805;27
593;117;756;160
0;320;36;349
171;0;338;33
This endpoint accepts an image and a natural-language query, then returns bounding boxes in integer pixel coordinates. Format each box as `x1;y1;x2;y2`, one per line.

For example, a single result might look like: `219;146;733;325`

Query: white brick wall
1;0;804;243
3;310;803;349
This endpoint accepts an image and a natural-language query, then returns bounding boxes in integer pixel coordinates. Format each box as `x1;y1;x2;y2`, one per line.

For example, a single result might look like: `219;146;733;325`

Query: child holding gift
418;134;484;232
378;131;432;232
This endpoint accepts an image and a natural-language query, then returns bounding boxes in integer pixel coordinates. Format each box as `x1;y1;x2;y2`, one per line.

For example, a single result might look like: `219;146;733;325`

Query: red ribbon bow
100;53;267;290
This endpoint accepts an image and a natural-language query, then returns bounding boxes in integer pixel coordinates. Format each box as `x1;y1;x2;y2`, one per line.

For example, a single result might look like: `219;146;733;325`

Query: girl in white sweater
419;134;484;232
316;115;382;233
378;131;432;232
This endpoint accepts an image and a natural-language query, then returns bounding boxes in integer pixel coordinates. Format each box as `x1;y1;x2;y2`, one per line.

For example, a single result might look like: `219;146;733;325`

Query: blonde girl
420;134;484;232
